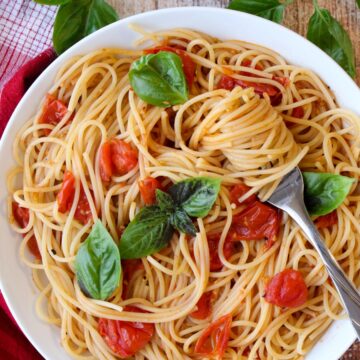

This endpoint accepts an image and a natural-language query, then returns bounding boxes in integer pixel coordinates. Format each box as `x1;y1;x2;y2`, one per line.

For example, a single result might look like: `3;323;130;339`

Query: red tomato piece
139;177;162;205
194;313;232;358
315;211;338;229
39;94;68;126
292;106;304;119
190;292;213;320
264;269;308;308
145;46;196;88
229;201;281;248
57;171;76;213
229;184;257;206
273;76;290;87
27;235;41;260
98;306;154;358
74;187;92;224
207;233;236;271
99;142;113;183
122;259;144;299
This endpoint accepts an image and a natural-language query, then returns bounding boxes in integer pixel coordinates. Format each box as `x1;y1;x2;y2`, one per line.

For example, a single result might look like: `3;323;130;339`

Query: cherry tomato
57;171;75;213
273;76;290;87
229;183;257;206
145;46;196;88
12;202;40;259
122;259;144;299
292;106;304;119
74;187;92;224
316;211;338;229
207;233;236;271
98;306;154;358
264;269;308;308
194;313;232;358
190;292;213;320
139;177;162;205
229;201;281;248
39;94;68;130
99;139;138;183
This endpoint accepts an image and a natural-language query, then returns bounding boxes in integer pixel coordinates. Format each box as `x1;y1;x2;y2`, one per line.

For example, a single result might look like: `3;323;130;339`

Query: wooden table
109;1;360;358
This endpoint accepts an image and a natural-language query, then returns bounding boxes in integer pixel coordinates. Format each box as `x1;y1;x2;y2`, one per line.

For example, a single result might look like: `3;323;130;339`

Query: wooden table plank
108;1;360;358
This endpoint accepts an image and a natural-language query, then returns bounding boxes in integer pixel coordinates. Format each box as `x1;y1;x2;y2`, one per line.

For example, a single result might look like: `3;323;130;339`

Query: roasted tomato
292;106;304;119
229;201;281;248
194;313;232;358
139;177;162;205
145;45;196;87
98;306;154;358
229;183;257;206
74;187;93;224
315;211;338;229
99;139;138;183
190;292;213;320
12;202;40;259
57;171;76;213
122;259;144;299
264;269;308;308
39;94;68;133
207;233;236;271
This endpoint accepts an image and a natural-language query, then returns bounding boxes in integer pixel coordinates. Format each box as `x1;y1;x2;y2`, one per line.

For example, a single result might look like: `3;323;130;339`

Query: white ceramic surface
0;7;359;360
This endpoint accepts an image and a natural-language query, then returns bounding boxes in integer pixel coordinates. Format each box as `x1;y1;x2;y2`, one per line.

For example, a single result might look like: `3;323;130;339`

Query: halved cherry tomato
190;292;213;320
228;201;281;248
39;94;68;129
74;187;92;224
12;202;40;259
145;46;196;88
122;259;144;299
57;171;75;213
194;313;232;358
315;211;338;229
264;269;308;308
139;177;162;205
99;139;138;183
229;183;257;206
98;306;154;358
207;233;236;271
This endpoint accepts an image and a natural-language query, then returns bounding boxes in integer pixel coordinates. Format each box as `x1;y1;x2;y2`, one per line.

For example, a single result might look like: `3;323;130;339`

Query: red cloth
0;48;56;359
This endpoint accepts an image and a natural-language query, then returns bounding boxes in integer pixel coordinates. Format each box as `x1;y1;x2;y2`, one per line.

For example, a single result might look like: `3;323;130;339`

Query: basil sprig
129;52;188;108
34;0;70;4
307;0;356;78
228;0;293;24
303;172;354;216
75;220;121;300
119;177;221;259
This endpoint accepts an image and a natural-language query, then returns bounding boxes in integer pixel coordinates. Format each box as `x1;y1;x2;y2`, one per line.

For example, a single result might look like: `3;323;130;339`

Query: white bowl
0;7;359;360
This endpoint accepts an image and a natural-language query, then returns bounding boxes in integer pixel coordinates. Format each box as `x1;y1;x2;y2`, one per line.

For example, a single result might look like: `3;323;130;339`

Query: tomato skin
265;269;308;308
229;201;281;248
292;106;304;119
229;184;257;206
194;313;232;358
207;233;235;271
12;202;40;259
145;46;196;88
74;187;92;225
122;259;144;299
57;171;76;213
139;177;162;205
99;142;113;183
316;211;338;229
98;306;154;358
39;94;67;126
273;76;290;87
190;292;213;320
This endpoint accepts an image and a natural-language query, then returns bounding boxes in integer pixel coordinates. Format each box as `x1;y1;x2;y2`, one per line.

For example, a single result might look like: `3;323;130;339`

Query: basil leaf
156;189;175;212
228;0;293;23
170;209;197;236
307;1;356;78
75;220;121;300
168;177;221;218
34;0;70;4
357;0;360;8
53;0;119;54
129;52;188;107
303;172;354;216
119;206;174;259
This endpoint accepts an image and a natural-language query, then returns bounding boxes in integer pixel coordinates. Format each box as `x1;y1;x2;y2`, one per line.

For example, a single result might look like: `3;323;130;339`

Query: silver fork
267;167;360;339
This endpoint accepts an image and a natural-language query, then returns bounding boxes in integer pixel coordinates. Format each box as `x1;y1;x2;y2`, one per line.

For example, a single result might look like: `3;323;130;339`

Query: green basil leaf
307;1;356;78
119;206;174;259
170;209;197;236
357;0;360;9
34;0;70;4
129;52;188;107
228;0;293;23
156;189;175;212
303;172;354;216
168;177;221;218
53;0;119;54
75;220;121;300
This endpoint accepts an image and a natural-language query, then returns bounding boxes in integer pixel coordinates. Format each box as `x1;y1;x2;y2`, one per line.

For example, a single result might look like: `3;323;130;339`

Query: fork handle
286;201;360;340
